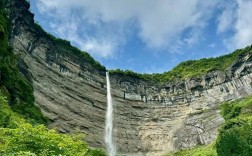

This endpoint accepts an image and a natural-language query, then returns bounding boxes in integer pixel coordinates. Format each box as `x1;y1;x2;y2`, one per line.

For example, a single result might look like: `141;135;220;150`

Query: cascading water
105;72;116;156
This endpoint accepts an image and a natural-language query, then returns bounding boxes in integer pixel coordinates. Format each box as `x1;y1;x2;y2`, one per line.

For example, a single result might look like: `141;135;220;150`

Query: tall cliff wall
8;0;107;148
6;0;252;155
110;60;252;155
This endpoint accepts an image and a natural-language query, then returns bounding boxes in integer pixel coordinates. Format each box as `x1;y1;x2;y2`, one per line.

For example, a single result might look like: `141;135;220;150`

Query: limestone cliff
6;0;252;155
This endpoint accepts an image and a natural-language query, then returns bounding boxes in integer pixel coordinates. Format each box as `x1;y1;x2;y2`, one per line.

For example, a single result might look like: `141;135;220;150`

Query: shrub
216;97;252;156
0;92;106;156
0;123;89;155
85;148;107;156
216;121;252;156
221;102;241;120
0;93;25;128
165;143;217;156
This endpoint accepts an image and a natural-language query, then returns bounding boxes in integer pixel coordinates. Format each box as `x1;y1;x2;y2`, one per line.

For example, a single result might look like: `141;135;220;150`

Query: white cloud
183;28;202;47
81;39;116;58
36;0;219;57
208;43;216;48
37;1;121;58
217;8;235;34
217;0;252;49
53;20;118;58
232;0;252;48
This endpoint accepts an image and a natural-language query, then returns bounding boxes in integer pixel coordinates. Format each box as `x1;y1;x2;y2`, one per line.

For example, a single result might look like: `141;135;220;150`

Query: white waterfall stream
105;72;116;156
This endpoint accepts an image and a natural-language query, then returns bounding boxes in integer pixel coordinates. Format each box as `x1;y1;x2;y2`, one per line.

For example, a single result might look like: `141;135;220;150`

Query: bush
216;97;252;156
216;121;252;156
221;102;241;120
165;143;217;156
0;93;106;156
0;124;89;155
0;93;25;128
85;148;107;156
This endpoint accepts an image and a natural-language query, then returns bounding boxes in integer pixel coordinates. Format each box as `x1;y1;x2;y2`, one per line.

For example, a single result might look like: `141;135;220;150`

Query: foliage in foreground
165;96;252;156
0;124;88;155
0;93;106;156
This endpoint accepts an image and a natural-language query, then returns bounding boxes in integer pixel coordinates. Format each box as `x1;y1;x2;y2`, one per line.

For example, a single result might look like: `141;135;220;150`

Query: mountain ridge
110;46;252;82
9;0;252;83
3;0;252;155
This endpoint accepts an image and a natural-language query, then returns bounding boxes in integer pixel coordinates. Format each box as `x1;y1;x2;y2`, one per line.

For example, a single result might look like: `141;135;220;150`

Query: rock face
110;69;252;155
8;0;107;147
6;0;252;155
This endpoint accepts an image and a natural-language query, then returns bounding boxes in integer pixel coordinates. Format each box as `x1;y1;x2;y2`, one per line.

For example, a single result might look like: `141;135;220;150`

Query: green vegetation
0;93;106;156
0;4;106;156
2;1;252;155
0;93;25;128
216;97;252;156
109;69;162;82
0;124;87;155
0;5;46;124
165;96;252;156
110;46;252;82
165;143;217;156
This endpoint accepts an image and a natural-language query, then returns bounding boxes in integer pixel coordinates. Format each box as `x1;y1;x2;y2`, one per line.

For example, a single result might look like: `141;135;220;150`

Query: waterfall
105;72;116;156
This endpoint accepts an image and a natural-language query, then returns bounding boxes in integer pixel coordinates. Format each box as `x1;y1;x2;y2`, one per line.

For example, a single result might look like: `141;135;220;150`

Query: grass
164;143;217;156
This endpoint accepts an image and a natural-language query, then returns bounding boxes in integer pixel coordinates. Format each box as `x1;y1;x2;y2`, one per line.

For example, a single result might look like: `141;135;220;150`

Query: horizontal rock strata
7;0;252;155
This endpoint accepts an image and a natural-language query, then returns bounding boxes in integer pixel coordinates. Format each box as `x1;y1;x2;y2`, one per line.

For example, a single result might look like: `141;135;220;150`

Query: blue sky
30;0;252;73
